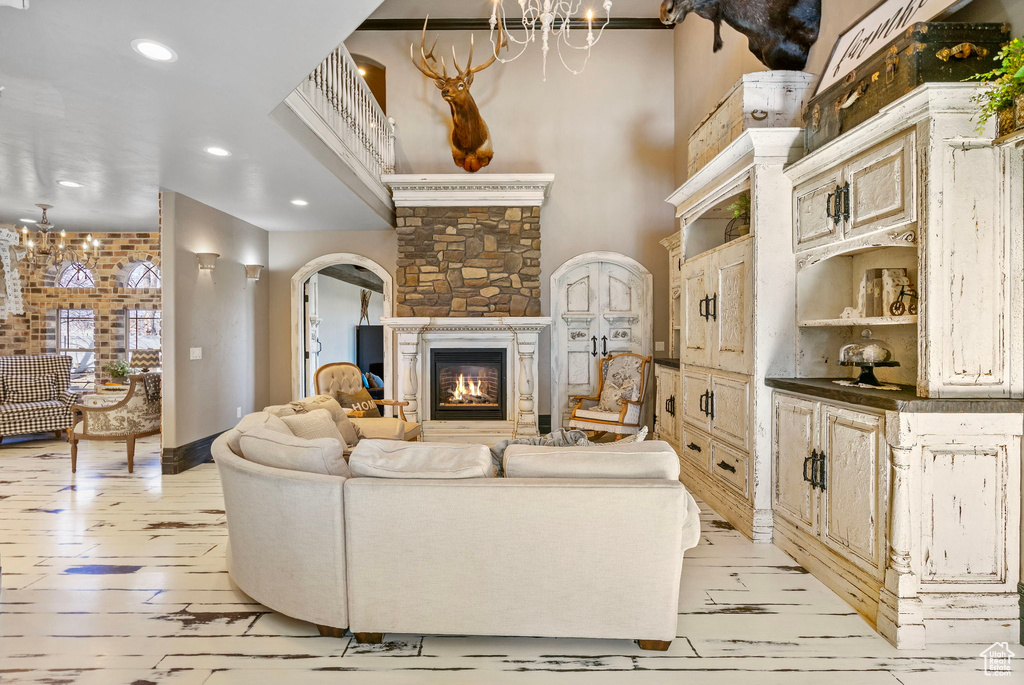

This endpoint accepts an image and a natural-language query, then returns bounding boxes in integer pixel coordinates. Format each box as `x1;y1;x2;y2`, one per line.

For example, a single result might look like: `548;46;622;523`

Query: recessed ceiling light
205;146;231;157
131;39;178;62
57;180;83;188
290;199;309;206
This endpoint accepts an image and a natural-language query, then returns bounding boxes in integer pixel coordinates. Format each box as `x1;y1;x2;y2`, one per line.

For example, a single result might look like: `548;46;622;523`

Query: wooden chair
568;353;651;440
313;362;411;420
70;374;161;473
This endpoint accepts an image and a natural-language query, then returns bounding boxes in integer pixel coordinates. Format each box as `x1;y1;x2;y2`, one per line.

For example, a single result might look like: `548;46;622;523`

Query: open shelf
683;182;751;260
799;315;917;328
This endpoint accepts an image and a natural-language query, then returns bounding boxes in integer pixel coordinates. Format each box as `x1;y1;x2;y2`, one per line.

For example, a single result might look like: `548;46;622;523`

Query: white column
876;411;925;649
396;332;421;425
515;329;540;437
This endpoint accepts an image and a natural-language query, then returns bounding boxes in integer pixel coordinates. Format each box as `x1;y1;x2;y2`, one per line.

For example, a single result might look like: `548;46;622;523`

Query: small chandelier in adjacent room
19;204;100;269
489;0;613;80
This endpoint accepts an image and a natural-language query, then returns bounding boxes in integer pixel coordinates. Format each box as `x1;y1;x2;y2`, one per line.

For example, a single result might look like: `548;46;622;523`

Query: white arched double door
550;252;653;429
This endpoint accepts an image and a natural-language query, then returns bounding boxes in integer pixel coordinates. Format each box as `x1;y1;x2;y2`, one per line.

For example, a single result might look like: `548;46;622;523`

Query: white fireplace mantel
381;316;552;442
381;174;555;207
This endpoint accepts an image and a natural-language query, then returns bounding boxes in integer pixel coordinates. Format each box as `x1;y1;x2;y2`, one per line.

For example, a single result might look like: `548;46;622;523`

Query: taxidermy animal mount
660;0;821;71
411;16;507;173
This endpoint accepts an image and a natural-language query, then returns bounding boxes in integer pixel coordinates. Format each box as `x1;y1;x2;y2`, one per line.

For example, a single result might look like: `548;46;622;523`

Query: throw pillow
225;411;293;456
239;427;349;477
287;395;360;447
281;409;347;449
349;439;494;479
335;387;381;418
3;374;58;403
503;439;678;480
597;378;638;413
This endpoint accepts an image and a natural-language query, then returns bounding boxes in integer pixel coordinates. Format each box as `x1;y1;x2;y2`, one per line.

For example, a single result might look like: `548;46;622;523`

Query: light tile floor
0;434;1015;683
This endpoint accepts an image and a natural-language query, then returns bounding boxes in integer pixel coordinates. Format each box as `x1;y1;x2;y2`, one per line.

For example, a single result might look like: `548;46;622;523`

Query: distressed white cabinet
660;233;683;358
652;362;680;449
772;392;817;534
666;127;801;542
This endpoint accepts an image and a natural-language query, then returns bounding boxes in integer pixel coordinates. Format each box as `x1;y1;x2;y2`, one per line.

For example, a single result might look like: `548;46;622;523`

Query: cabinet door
772;393;817;534
681;257;712;368
654;366;678;443
794;167;843;251
709;372;750;453
819;404;887;578
710;239;752;374
845;131;915;240
682;367;711;433
711;439;749;498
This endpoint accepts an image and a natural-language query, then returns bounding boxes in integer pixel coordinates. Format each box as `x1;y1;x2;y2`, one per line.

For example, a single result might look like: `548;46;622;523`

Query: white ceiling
368;0;663;19
367;0;662;19
0;0;388;233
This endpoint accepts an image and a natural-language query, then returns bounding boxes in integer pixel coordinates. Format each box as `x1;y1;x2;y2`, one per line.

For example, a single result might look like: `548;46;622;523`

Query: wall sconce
244;264;264;281
196;252;220;270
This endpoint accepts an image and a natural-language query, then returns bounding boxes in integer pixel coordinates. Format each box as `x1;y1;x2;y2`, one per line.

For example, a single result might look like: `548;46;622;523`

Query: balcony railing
279;42;396;220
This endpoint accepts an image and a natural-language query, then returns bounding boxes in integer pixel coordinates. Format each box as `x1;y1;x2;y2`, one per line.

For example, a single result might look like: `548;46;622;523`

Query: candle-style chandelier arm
489;0;613;78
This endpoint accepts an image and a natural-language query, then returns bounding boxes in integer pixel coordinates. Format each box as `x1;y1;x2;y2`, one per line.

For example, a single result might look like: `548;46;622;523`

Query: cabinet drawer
846;131;915;239
711;440;748;498
710;373;751;452
682;368;711;432
680;424;711;472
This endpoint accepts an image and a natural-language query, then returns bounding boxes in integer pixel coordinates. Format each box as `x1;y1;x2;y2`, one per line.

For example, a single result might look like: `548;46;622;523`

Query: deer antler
409;16;447;81
453;12;507;77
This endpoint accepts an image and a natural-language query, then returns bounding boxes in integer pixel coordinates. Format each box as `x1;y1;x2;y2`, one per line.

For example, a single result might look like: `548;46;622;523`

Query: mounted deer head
660;0;820;71
411;17;507;173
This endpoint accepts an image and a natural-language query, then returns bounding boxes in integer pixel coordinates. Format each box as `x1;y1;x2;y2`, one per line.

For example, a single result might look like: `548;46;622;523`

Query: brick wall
395;206;541;317
0;230;161;383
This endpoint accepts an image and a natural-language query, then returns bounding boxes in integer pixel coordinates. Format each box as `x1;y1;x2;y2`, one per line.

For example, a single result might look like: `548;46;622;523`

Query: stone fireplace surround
381;175;555;442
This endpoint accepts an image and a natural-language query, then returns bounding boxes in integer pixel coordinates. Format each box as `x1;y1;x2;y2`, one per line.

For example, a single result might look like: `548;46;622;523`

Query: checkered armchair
568;353;651;437
0;355;79;442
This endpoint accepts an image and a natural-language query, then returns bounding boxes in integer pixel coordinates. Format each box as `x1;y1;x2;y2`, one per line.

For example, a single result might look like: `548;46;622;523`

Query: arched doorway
290;253;393;403
550;251;653;429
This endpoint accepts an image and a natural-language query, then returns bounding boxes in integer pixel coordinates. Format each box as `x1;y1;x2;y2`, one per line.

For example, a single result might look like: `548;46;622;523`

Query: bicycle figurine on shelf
889;284;918;316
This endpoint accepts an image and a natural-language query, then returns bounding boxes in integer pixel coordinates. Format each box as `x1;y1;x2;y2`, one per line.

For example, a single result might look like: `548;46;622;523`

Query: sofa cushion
281;409;347;447
239;427;349;477
223;412;293;457
2;374;57;403
349;439;494;479
351;417;421;441
0;399;66;420
503;441;680;480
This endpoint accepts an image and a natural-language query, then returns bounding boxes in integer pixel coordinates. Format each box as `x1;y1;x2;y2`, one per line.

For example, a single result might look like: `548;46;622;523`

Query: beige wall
266;229;397;404
161;192;270;448
346;29;677;414
673;0;1024;183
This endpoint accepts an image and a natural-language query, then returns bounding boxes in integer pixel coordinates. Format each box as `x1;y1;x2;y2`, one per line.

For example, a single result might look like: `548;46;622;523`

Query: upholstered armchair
314;362;420;441
568;353;651;439
70;374;161;473
0;354;79;443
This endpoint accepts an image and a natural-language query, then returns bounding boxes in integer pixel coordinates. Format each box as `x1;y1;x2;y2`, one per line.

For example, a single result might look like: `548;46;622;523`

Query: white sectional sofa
212;412;701;650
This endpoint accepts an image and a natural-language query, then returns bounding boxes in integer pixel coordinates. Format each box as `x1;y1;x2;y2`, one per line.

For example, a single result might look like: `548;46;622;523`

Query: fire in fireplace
430;348;506;421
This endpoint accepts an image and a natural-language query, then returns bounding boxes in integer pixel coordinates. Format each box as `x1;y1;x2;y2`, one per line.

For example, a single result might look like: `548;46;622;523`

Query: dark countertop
765;378;1024;414
653;357;680;369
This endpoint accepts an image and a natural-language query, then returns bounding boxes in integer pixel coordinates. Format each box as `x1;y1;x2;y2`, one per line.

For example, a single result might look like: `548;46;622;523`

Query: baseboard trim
161;432;222;475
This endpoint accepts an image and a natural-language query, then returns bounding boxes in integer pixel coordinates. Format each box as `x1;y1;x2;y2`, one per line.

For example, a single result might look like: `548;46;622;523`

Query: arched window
57;262;95;288
126;262;161;288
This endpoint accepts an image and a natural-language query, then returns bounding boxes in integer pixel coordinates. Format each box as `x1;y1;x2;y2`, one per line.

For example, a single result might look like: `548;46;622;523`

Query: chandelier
489;0;613;80
19;204;101;270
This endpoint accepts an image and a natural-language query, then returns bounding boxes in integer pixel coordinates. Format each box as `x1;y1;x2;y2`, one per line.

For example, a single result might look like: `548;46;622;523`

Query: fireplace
430;348;506;421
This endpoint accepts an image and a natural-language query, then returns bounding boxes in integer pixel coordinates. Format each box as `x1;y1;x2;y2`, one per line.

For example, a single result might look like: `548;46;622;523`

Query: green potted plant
968;37;1024;137
724;193;751;241
102;359;133;385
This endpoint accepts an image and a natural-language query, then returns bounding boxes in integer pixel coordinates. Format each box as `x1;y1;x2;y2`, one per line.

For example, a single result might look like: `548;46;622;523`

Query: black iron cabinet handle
601;335;608;356
803;450;816;484
817;451;827;491
591;336;597;357
717;460;736;473
708;293;718;321
686;442;701;453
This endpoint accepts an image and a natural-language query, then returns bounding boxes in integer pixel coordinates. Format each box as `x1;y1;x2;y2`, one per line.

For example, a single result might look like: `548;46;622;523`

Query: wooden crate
688;71;814;177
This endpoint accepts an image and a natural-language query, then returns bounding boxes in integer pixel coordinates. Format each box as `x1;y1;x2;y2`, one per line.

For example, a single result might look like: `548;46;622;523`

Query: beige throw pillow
281;409;347;448
225;411;293;456
286;395;362;447
239;427;350;477
349;439;494;479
